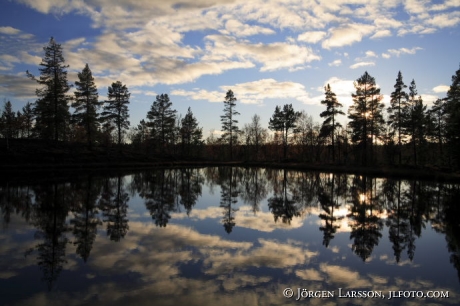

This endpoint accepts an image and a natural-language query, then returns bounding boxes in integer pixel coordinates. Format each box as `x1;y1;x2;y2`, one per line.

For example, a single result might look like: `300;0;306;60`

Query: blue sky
1;0;459;138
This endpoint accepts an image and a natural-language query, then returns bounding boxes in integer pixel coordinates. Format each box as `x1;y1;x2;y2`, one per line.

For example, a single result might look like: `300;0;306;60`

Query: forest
1;37;460;171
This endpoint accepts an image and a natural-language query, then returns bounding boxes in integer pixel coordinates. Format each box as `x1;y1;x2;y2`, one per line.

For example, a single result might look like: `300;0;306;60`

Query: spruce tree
348;71;384;166
319;84;344;162
27;37;71;141
180;107;203;158
387;71;408;165
220;90;240;160
147;94;177;151
72;64;101;149
101;81;130;145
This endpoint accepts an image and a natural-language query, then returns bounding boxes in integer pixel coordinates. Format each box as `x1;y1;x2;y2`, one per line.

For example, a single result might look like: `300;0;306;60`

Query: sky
0;0;459;138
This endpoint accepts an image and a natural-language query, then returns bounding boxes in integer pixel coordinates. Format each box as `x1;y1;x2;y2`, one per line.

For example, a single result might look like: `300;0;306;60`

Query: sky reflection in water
0;167;459;305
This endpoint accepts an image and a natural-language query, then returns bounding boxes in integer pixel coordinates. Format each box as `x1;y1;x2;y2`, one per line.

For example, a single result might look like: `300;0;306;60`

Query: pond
0;167;459;305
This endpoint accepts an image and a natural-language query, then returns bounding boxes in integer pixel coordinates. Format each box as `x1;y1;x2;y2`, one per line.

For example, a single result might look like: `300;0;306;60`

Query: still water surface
1;167;459;305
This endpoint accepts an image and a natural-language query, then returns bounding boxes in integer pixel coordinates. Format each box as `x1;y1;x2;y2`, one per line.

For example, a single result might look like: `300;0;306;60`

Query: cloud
0;73;39;100
0;26;22;35
426;11;460;28
223;19;275;37
173;78;311;105
203;35;321;72
365;51;378;58
349;61;375;69
310;76;355;107
387;47;423;57
297;31;327;44
382;53;391;59
370;30;392;39
322;24;374;49
433;85;450;93
328;59;342;67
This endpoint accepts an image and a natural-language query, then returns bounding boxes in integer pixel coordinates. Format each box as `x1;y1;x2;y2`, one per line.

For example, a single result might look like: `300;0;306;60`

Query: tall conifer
101;81;130;145
27;37;71;141
72;64;101;149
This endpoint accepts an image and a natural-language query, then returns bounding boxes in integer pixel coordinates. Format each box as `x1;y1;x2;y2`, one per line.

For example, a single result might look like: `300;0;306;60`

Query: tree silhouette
319;84;344;162
179;168;203;215
387;71;408;165
444;64;460;166
72;64;101;149
268;169;300;224
27;183;71;290
318;174;344;247
27;37;71;141
99;176;129;241
70;175;102;262
347;176;383;261
147;94;177;153
101;81;130;146
219;167;239;233
403;80;428;166
180;107;203;158
269;104;301;160
143;169;176;227
220;90;240;160
348;72;384;166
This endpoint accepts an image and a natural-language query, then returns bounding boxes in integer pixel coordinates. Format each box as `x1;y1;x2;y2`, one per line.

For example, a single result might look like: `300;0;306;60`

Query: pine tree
27;37;71;141
220;90;240;160
147;94;177;152
72;64;101;149
387;71;408;165
348;71;384;166
101;81;130;145
445;64;460;167
269;104;301;160
180;107;203;158
403;80;428;166
319;84;344;162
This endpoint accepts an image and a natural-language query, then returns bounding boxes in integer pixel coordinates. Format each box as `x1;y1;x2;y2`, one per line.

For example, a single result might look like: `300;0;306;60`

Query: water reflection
1;167;460;305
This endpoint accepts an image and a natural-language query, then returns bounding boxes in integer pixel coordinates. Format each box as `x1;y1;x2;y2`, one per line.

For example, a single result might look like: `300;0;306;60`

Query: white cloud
382;53;391;59
311;76;355;107
297;31;327;44
173;78;311;105
0;26;22;35
433;85;450;93
322;24;375;49
203;35;321;72
350;61;375;69
223;19;275;37
426;11;460;28
387;47;423;57
328;59;342;67
370;30;392;39
365;50;378;58
374;17;403;28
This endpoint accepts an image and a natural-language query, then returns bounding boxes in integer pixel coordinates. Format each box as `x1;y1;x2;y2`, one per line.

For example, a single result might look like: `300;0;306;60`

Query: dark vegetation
2;37;460;180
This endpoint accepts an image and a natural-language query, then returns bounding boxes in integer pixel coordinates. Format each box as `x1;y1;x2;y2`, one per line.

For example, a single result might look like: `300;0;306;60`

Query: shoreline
2;160;459;183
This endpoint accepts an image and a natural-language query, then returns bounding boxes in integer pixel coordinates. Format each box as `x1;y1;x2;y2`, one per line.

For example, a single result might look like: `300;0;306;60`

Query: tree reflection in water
2;167;460;293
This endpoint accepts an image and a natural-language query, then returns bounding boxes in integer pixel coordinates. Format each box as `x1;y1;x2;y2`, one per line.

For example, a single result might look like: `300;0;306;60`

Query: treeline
1;37;460;169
